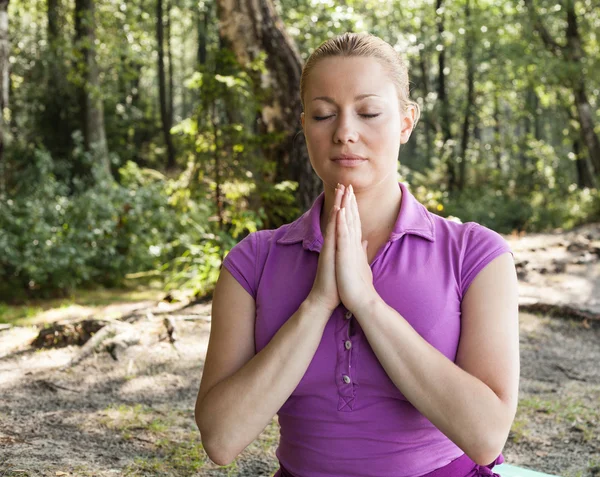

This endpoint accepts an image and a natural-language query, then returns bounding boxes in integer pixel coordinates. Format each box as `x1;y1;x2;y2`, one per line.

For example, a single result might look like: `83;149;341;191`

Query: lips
331;154;367;168
332;154;367;161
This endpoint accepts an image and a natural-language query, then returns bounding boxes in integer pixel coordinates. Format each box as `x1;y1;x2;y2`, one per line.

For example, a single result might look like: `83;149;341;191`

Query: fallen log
519;302;600;327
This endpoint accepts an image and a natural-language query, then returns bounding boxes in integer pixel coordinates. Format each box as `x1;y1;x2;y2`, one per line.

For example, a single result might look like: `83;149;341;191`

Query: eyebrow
311;94;380;103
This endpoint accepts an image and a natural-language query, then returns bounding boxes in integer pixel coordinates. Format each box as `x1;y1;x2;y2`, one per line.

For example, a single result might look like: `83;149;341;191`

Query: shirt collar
276;182;435;252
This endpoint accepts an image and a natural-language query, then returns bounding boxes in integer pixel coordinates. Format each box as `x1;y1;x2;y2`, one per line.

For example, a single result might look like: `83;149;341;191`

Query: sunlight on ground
0;286;167;326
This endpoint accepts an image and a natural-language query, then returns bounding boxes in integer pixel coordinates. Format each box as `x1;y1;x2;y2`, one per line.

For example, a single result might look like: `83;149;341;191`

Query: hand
336;184;376;314
307;183;345;313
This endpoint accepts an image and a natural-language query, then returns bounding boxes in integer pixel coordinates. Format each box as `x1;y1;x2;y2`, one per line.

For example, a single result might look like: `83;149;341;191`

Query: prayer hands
335;184;376;314
308;183;376;315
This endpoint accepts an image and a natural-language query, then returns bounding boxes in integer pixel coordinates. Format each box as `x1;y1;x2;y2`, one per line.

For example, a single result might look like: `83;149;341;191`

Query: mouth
331;154;367;167
332;154;367;161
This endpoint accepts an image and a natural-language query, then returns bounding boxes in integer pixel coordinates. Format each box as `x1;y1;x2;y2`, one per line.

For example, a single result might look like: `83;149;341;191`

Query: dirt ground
1;223;599;477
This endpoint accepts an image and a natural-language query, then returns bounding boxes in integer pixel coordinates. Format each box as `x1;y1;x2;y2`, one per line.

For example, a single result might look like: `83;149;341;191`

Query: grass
94;402;279;476
510;390;600;445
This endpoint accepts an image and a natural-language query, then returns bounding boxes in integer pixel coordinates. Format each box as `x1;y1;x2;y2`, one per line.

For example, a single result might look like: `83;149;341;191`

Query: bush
0;151;179;299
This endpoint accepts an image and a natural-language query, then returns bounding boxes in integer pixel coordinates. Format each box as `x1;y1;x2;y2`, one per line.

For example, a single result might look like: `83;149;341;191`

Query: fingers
340;186;353;238
324;202;338;250
349;185;361;241
335;183;344;210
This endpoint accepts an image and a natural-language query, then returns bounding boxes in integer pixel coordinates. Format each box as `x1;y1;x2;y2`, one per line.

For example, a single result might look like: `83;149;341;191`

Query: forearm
354;296;514;465
197;297;331;465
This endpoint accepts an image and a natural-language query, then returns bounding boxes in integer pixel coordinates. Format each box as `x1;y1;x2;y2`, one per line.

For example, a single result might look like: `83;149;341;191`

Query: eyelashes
313;114;381;121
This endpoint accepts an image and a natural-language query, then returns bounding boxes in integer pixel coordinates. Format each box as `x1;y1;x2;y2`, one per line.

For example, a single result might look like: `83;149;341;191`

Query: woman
195;32;520;477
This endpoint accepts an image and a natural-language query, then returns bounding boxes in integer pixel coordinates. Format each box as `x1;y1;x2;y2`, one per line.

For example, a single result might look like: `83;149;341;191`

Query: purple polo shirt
222;182;513;477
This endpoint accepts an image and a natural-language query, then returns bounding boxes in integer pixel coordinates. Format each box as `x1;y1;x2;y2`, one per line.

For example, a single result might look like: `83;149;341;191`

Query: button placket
336;307;359;411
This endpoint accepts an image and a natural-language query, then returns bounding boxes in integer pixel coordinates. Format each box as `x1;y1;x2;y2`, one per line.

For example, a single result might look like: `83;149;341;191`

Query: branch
522;0;566;57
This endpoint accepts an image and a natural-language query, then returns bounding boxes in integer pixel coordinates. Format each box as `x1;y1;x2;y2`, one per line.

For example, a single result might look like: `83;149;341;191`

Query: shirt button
345;311;353;320
345;340;352;350
342;375;351;384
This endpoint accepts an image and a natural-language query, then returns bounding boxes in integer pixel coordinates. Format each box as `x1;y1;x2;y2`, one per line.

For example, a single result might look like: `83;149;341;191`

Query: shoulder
426;211;510;252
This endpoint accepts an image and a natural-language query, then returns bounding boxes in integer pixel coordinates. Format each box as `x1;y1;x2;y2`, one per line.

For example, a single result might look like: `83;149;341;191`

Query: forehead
305;56;395;103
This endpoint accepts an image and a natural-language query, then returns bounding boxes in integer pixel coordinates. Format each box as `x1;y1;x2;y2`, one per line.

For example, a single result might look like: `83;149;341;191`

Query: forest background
0;0;599;302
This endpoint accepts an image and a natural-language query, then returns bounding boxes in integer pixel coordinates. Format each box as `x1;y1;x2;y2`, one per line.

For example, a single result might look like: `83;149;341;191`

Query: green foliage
3;0;600;301
0;151;178;299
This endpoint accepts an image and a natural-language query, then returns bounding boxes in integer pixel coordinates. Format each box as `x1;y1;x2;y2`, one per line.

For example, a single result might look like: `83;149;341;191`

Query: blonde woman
195;32;519;477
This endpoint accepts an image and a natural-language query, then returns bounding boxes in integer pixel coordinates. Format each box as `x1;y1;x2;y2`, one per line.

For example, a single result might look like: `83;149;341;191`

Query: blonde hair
300;32;421;126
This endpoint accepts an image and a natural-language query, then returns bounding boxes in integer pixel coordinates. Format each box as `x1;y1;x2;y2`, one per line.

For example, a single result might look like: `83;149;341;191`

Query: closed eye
313;114;381;121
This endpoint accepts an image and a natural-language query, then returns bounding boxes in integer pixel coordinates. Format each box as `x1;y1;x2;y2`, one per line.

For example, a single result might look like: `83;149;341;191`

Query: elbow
195;409;237;467
202;437;237;467
467;397;516;466
465;428;509;467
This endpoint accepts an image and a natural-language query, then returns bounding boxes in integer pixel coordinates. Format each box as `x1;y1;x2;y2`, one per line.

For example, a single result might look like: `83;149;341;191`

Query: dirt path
1;224;599;477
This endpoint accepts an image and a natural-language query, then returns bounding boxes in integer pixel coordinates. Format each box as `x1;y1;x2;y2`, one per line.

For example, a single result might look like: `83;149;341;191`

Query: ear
399;105;416;145
301;112;305;129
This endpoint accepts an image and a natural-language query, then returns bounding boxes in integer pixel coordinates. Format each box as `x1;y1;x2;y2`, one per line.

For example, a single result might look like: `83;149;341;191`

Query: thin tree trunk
493;89;501;170
458;0;474;191
157;0;176;170
166;0;174;124
197;2;208;67
574;82;600;176
48;0;59;41
418;49;432;166
574;137;597;188
436;0;455;191
0;0;9;194
74;0;110;177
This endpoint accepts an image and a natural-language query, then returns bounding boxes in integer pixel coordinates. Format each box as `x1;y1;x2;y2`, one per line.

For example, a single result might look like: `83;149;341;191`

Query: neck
321;177;402;242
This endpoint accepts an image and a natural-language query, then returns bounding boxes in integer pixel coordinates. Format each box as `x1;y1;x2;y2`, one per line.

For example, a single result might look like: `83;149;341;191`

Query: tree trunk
565;0;600;176
216;0;320;214
48;0;59;41
418;48;433;167
157;0;176;171
0;0;8;194
458;0;474;191
74;0;110;177
436;0;455;191
573;137;597;188
166;0;174;125
525;0;600;178
197;2;209;67
0;0;10;171
493;89;501;170
574;82;600;176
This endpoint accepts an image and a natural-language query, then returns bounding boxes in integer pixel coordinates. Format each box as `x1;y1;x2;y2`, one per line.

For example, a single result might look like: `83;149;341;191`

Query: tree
216;0;320;212
0;0;9;172
524;0;600;179
74;0;110;176
157;0;176;171
436;0;456;191
458;0;475;191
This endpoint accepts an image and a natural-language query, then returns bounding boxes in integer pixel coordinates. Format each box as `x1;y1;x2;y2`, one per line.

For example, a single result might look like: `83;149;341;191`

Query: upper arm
195;266;256;416
456;252;520;414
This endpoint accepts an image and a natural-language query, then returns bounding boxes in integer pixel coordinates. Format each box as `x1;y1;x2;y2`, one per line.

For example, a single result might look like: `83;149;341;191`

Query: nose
333;114;359;144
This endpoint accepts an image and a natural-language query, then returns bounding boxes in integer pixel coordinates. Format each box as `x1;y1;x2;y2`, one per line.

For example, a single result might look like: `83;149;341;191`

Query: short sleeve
222;232;257;299
460;223;513;298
